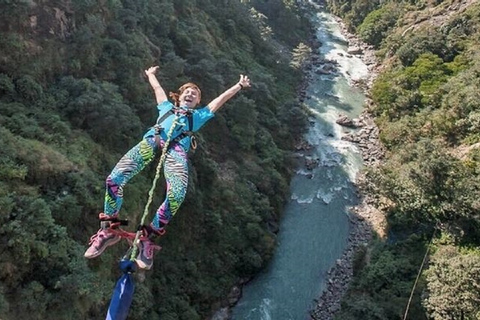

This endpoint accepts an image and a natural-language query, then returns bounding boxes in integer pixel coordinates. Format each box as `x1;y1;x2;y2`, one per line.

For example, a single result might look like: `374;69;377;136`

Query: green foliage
249;7;273;40
335;236;429;320
395;29;453;67
0;194;109;320
402;53;451;106
0;73;15;96
290;42;312;69
252;0;313;46
326;0;383;31
331;1;480;319
365;139;480;230
224;96;258;151
424;245;480;320
357;4;401;48
335;295;388;320
55;76;142;151
0;0;313;318
437;59;480;143
278;100;309;141
371;53;453;120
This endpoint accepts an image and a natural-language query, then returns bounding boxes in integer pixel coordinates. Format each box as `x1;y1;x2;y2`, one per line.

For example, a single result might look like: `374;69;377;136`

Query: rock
347;46;363;54
341;134;355;142
228;286;242;306
336;115;356;128
305;156;320;170
316;66;333;75
210;308;229;320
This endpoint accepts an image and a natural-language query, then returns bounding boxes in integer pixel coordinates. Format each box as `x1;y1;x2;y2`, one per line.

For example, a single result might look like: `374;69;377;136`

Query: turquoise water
231;8;369;320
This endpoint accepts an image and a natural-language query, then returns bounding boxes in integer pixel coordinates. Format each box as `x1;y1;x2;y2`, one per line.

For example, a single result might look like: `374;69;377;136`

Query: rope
403;225;438;320
128;116;183;262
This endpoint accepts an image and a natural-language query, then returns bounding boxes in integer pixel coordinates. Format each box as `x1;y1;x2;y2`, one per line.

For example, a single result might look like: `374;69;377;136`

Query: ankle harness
98;213;165;238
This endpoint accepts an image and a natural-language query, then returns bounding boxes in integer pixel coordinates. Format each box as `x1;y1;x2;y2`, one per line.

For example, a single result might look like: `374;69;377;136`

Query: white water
231;7;369;320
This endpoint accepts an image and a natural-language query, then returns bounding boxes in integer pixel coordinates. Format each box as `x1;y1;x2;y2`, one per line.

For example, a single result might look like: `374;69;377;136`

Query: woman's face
179;87;201;108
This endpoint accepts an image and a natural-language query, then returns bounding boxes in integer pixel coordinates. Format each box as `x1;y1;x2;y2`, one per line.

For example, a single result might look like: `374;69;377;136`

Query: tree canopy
0;0;314;319
328;1;480;319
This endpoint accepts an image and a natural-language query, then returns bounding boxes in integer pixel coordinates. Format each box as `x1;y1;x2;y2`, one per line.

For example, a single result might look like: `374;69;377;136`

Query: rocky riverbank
308;15;387;320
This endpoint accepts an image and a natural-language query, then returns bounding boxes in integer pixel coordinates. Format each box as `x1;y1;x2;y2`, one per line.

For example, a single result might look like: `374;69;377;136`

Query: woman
84;66;251;269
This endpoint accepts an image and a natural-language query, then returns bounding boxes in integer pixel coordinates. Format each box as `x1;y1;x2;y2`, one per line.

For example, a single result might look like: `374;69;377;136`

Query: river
230;5;370;320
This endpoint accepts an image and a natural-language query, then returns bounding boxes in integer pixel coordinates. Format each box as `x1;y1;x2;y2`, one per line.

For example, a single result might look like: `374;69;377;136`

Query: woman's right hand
238;74;251;89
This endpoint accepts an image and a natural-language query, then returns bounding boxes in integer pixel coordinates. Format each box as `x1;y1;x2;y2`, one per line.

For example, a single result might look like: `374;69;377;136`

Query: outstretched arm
145;66;168;104
207;74;251;113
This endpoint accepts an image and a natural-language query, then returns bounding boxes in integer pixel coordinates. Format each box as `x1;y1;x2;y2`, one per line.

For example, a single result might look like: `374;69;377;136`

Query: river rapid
230;5;370;320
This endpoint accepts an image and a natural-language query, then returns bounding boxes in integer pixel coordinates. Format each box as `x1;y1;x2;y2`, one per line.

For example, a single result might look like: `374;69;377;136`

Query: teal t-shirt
143;100;215;151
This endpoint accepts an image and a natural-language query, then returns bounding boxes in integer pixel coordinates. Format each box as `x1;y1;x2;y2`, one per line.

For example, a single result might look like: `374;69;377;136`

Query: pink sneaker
135;238;161;270
84;228;121;259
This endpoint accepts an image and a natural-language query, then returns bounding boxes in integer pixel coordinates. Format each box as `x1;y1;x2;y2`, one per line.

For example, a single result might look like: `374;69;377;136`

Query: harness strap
156;107;193;128
156;109;174;126
154;108;196;150
97;213;137;243
98;212;129;228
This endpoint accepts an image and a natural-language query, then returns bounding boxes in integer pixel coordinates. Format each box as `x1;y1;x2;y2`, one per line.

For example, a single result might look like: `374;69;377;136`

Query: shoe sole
135;259;152;270
135;246;153;270
84;236;121;259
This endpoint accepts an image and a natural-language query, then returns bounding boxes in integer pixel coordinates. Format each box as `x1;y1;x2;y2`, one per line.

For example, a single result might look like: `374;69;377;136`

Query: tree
424;246;480;320
55;76;142;151
290;42;312;69
0;0;315;317
396;30;452;67
357;4;401;48
438;60;480;143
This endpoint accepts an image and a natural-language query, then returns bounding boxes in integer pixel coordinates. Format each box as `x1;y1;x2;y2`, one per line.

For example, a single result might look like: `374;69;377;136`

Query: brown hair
169;82;202;107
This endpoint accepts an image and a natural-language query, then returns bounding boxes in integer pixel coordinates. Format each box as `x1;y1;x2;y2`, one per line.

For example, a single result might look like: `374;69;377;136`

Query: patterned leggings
103;136;188;232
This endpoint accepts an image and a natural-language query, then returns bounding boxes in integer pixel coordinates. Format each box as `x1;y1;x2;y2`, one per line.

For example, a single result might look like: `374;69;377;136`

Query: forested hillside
324;0;480;319
0;1;314;319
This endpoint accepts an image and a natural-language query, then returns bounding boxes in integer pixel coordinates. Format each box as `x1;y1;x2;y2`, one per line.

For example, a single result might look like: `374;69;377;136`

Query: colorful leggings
104;136;188;232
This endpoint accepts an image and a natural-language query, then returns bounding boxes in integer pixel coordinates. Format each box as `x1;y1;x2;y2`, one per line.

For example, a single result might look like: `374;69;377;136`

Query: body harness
153;107;197;151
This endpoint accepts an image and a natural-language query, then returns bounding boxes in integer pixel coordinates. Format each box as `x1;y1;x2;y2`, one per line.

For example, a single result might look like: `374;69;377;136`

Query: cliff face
0;1;112;80
401;0;475;33
29;2;75;40
2;1;117;37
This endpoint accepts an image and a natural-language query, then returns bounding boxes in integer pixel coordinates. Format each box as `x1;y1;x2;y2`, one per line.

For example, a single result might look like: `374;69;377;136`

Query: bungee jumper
83;65;250;320
104;111;185;320
84;65;251;270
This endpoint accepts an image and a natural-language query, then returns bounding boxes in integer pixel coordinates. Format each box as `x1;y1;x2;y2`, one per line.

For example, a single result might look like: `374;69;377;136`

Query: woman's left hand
145;66;159;76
